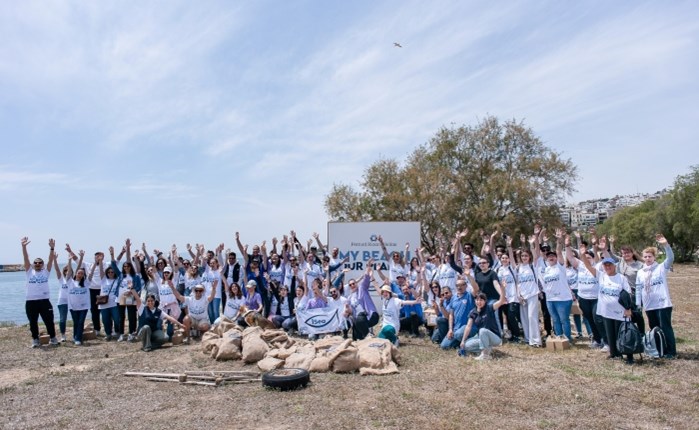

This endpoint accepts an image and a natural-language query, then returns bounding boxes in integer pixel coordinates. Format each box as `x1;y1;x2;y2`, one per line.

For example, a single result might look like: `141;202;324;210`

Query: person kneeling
459;291;507;360
134;292;184;352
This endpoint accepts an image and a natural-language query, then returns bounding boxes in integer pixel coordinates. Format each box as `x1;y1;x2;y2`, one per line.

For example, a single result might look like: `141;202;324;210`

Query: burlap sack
313;336;345;351
329;339;360;373
359;363;399;376
284;344;315;370
391;343;401;365
260;329;287;342
275;345;298;360
215;329;243;361
242;326;270;364
202;331;222;355
309;354;332;373
257;356;285;372
213;317;237;336
356;338;394;370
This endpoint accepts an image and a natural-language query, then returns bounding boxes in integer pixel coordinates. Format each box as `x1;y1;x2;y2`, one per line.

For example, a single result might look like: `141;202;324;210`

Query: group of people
21;225;678;363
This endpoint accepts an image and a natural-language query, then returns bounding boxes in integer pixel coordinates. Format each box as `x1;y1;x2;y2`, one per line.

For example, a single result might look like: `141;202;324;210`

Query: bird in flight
393;42;402;48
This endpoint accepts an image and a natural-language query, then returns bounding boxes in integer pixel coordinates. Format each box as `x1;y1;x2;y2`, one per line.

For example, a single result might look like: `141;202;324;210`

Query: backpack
643;327;667;358
616;319;644;355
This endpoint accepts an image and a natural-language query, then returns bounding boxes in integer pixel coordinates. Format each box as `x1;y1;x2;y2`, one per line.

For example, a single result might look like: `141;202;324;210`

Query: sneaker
31;339;40;348
95;330;103;337
142;346;152;352
504;329;512;340
575;334;583;340
60;335;67;343
393;338;400;348
49;337;59;346
663;354;677;360
117;334;126;342
127;334;136;342
589;341;602;349
475;348;492;361
183;337;190;345
105;335;113;342
600;344;610;353
74;341;82;346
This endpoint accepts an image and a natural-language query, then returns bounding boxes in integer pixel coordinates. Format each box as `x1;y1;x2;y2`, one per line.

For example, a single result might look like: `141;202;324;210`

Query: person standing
636;234;677;359
22;237;58;347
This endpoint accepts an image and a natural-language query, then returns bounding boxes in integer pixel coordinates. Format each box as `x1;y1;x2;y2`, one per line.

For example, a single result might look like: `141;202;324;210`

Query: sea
0;270;65;325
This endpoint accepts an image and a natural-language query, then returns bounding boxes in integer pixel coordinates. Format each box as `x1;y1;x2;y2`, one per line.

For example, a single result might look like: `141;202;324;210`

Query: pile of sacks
201;318;401;375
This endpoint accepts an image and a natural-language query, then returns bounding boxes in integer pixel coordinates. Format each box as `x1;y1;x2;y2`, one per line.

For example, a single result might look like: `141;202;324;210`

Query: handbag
96;278;118;305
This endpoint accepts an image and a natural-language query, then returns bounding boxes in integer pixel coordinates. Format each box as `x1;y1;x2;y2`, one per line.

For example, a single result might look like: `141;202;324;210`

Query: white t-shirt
57;278;69;305
223;296;245;319
438;264;457;294
381;297;404;330
184;274;200;296
388;261;408;283
278;296;292;317
497;266;517;303
98;277;119;309
118;274;136;306
25;268;50;301
635;264;673;311
516;264;539;299
157;277;178;307
596;272;630;321
67;278;90;311
539;261;573;302
575;260;600;300
185;295;210;321
302;262;323;290
268;263;285;285
201;267;221;299
88;262;103;290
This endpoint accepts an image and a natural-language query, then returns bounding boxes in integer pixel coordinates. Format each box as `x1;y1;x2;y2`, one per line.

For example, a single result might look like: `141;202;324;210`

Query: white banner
297;306;345;335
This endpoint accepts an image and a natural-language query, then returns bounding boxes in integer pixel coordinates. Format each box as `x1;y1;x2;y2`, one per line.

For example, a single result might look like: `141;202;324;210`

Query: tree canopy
324;116;578;252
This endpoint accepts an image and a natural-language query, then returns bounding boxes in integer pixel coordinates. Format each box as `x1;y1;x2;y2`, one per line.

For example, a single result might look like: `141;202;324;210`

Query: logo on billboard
370;234;378;242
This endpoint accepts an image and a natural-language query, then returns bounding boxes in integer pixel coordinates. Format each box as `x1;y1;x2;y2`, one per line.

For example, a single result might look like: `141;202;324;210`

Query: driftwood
125;370;260;387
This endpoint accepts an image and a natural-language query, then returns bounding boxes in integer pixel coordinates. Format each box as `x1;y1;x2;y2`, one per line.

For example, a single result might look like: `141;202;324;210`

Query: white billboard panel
327;221;421;309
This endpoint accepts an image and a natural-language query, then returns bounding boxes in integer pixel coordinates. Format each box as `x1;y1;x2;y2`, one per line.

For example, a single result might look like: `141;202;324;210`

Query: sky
1;0;698;263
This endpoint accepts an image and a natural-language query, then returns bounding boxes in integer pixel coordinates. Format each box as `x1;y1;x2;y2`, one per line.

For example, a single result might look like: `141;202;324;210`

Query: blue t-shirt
448;292;475;332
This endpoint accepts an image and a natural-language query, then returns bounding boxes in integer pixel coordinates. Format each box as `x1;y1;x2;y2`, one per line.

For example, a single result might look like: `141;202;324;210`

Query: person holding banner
378;284;423;347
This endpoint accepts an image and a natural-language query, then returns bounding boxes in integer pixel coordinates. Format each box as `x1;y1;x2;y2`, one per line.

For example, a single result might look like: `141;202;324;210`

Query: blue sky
1;1;698;263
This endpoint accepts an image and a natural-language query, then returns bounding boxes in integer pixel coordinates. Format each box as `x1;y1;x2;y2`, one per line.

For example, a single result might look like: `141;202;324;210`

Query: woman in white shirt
579;255;634;363
65;250;90;344
635;234;676;358
538;230;574;341
21;237;58;348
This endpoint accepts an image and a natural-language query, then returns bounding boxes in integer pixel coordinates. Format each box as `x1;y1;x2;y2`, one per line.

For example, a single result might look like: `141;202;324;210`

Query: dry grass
1;266;699;430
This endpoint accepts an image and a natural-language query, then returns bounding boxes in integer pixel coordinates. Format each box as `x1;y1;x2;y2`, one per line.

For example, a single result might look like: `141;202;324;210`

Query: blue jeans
58;304;68;335
208;298;221;324
441;325;468;350
432;317;449;343
70;309;88;342
546;300;573;341
100;306;121;336
463;328;502;353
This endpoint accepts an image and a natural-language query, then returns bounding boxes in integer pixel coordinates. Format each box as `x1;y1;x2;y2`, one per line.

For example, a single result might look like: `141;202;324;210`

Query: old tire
262;368;310;391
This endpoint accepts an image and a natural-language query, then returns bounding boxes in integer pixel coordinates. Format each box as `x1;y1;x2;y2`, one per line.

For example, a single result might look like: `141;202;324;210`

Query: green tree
596;199;666;252
324;116;578;252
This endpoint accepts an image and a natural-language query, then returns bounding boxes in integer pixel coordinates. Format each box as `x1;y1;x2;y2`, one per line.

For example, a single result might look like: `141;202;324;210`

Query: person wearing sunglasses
22;237;58;348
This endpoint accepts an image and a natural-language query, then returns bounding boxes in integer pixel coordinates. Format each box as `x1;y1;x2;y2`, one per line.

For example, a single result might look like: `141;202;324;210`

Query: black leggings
352;312;380;341
26;299;56;339
507;302;522;339
577;297;604;344
646;307;676;356
602;317;633;361
89;288;101;331
539;293;552;336
118;304;138;335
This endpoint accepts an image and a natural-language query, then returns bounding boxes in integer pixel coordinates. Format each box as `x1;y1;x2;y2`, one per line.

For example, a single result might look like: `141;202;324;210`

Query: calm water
0;270;64;325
